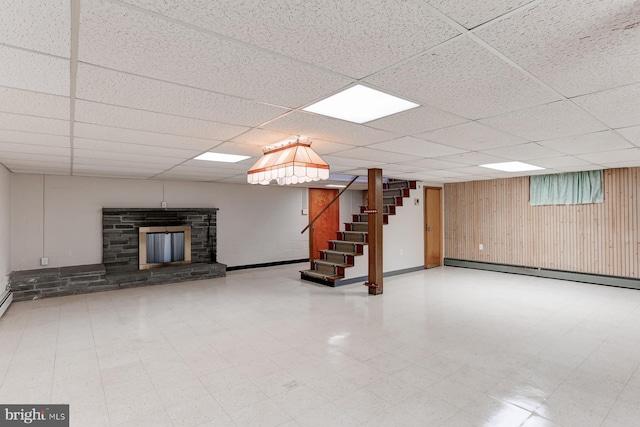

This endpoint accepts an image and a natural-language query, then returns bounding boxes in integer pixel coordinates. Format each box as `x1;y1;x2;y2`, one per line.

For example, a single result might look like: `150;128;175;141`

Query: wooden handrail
301;175;359;234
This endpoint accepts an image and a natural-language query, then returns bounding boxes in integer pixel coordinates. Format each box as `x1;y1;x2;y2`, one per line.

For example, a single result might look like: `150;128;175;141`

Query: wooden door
424;187;442;268
308;188;340;261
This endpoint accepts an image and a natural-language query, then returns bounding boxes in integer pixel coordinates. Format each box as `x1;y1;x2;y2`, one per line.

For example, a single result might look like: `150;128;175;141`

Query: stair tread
320;249;359;256
313;260;353;268
327;239;367;244
300;270;342;281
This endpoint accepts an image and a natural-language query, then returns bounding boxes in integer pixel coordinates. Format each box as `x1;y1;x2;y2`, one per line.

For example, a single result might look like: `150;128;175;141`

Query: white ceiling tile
0;87;69;120
532;156;592;169
447;165;509;176
73;123;222;152
398;158;467;170
73;151;178;167
365;37;560;119
76;64;288;127
263;112;399;146
72;159;167;172
367;106;468;135
72;167;161;179
375;163;426;174
424;169;473;178
617;126;640;147
416;121;528;151
230;129;291;146
5;164;70;175
479;101;608;141
321;155;384;169
601;160;640;169
180;159;252;172
79;0;352;108
572;83;640;129
0;130;69;147
475;0;640;97
73;138;202;159
328;147;416;164
0;152;69;164
121;0;460;78
368;136;467;158
304;140;355;156
481;143;566;161
0;112;68;136
166;164;243;176
74;100;248;141
577;148;640;164
0;0;70;57
537;131;634;155
204;142;264;158
0;46;69;96
554;164;607;172
426;0;532;29
0;141;69;156
434;152;509;166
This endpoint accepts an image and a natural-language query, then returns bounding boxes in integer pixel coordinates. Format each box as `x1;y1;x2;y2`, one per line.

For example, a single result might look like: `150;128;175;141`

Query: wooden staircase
300;179;417;286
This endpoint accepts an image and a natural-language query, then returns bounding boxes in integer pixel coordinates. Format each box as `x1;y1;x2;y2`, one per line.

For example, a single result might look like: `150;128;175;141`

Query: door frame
424;186;443;268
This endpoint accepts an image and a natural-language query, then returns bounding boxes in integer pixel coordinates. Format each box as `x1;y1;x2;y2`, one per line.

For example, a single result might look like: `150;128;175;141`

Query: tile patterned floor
1;264;639;426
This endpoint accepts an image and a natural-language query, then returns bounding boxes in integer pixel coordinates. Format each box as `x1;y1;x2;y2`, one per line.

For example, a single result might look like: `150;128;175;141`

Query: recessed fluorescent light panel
326;184;346;188
194;152;250;163
303;85;419;124
480;161;545;172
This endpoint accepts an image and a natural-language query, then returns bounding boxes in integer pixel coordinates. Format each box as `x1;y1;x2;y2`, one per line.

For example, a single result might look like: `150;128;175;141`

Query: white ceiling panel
262;112;399;146
72;166;161;179
424;169;473;178
368;136;467;158
121;0;460;79
537;131;634;155
0;141;69;157
367;106;468;136
617;126;640;147
475;0;640;97
0;0;69;57
481;142;565;161
205;142;263;158
321;156;384;169
479;101;608;141
434;152;511;166
398;158;467;170
76;64;288;127
0;130;69;147
365;37;560;119
161;164;243;175
577;148;640;164
555;164;608;173
0;87;69;120
302;140;354;156
0;152;69;164
416;121;528;151
73;149;179;166
0;46;69;96
572;83;640;129
0;112;69;136
230;129;292;147
371;163;426;174
73;158;168;171
74;123;222;152
426;0;532;29
4;164;70;175
79;0;352;108
73;138;201;159
329;147;416;164
532;156;592;169
180;159;253;172
74;100;248;141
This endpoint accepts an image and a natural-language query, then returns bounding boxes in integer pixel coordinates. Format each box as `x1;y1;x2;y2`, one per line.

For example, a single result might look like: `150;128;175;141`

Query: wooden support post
366;168;383;295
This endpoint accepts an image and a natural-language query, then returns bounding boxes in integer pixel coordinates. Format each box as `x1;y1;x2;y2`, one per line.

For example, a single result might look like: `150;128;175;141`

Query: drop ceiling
0;0;639;185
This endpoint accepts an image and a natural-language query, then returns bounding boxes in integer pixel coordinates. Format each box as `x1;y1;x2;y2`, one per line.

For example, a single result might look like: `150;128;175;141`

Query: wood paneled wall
444;168;640;278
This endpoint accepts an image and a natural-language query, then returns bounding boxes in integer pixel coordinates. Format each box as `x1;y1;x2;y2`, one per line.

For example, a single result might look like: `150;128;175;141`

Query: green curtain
530;170;604;206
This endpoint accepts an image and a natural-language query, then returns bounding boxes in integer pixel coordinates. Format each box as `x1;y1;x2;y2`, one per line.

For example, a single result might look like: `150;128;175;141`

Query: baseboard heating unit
0;290;12;318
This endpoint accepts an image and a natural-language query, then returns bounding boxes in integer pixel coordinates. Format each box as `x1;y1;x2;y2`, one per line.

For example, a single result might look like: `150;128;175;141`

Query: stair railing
301;175;359;267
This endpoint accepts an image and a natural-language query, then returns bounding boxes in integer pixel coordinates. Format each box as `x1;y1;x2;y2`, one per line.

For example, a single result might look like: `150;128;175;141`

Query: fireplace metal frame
139;225;192;270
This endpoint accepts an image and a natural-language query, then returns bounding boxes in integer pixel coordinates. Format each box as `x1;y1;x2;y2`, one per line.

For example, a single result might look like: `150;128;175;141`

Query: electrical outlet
161;201;167;208
40;257;49;266
301;208;308;215
479;244;484;251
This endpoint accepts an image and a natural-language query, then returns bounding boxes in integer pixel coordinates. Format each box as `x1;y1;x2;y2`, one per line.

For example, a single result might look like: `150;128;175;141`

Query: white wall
344;182;442;280
0;165;11;279
11;174;315;270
